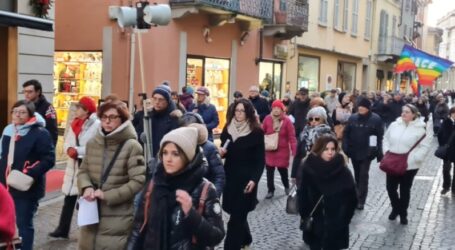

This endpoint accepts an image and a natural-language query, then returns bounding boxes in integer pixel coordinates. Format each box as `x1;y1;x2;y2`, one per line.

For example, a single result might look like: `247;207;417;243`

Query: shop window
258;61;282;99
53;52;103;160
186;56;229;134
337;61;356;91
298;55;320;92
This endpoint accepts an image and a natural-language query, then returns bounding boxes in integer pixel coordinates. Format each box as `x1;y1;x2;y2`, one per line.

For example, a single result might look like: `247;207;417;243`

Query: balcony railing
272;0;308;30
170;0;273;21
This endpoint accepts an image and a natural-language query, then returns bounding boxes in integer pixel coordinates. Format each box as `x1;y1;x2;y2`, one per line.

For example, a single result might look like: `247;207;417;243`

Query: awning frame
0;10;53;31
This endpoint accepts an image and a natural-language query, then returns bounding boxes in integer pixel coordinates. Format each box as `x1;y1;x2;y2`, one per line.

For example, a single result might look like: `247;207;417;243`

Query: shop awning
0;10;53;31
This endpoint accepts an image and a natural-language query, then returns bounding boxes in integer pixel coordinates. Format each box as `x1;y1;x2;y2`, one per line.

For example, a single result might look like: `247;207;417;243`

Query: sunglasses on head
308;117;321;122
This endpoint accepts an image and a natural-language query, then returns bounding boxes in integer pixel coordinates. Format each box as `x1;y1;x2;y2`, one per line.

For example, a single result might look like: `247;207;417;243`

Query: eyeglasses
235;109;245;113
101;115;120;122
11;110;28;116
308;117;321;122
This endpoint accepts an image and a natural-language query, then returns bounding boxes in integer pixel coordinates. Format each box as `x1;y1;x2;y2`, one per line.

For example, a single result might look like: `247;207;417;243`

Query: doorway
258;61;283;99
0;27;8;131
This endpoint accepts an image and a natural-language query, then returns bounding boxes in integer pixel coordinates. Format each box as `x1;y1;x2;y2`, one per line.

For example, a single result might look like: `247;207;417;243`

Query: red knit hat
271;100;285;111
78;96;97;114
0;184;16;242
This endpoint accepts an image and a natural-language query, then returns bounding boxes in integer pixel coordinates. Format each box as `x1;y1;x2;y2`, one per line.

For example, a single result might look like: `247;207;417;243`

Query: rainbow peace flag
410;78;420;96
395;45;453;86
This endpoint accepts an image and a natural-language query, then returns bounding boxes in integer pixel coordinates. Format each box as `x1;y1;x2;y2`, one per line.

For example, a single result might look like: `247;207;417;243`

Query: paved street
34;138;455;250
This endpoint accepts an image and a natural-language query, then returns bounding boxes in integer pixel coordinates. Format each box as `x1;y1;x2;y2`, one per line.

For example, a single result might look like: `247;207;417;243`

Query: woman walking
220;98;265;250
77;101;146;250
49;97;99;238
262;100;296;199
383;104;430;224
128;127;225;249
0;100;55;250
437;106;455;195
291;107;333;184
298;135;357;250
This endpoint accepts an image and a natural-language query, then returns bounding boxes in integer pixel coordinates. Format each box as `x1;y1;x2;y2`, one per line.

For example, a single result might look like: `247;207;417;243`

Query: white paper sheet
288;115;295;124
369;135;377;147
77;198;99;226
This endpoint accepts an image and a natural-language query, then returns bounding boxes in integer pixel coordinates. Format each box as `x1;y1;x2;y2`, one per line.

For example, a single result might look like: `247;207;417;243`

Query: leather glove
67;147;78;160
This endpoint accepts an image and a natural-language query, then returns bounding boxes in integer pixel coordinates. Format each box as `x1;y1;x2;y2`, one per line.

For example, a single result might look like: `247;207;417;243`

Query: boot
388;210;399;221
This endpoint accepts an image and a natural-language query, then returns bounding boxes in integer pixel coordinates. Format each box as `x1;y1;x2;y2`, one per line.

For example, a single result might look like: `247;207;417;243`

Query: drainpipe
255;29;264;65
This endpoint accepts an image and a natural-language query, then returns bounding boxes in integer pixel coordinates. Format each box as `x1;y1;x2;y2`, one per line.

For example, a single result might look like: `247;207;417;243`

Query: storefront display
186;57;229;135
53;52;103;130
298;55;319;91
259;61;282;99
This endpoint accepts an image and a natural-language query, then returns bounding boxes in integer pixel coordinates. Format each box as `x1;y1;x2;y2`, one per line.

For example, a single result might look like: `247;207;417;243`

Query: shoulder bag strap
408;134;426;154
5;130;16;189
309;195;324;217
192;180;212;245
100;139;129;189
140;180;154;233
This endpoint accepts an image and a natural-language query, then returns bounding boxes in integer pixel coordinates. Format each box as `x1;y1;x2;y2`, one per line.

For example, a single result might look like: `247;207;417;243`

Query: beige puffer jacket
77;120;145;250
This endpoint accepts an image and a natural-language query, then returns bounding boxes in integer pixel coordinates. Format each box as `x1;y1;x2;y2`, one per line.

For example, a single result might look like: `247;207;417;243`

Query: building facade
437;10;455;90
287;0;372;93
0;1;54;130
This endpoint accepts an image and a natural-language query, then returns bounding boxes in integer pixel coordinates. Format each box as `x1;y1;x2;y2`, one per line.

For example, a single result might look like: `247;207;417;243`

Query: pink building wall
55;0;275;101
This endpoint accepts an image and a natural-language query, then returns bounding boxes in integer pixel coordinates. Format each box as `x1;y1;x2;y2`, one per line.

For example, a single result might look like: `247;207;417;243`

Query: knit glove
67;147;78;160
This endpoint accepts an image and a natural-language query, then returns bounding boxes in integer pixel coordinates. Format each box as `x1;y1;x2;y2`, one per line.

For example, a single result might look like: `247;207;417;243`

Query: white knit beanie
160;127;198;161
306;106;328;121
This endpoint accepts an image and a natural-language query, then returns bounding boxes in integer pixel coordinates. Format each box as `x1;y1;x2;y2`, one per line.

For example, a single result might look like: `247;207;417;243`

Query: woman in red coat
263;100;297;199
0;183;16;244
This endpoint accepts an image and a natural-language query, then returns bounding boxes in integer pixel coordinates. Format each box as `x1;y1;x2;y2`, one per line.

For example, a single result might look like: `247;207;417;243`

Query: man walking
343;98;384;210
22;79;58;146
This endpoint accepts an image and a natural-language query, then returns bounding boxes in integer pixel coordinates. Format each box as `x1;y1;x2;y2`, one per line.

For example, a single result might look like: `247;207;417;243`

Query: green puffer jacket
77;120;146;250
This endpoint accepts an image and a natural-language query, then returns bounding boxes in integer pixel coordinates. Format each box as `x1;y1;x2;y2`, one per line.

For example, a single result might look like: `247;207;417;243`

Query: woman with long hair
298;135;357;250
220;98;265;249
383;104;431;224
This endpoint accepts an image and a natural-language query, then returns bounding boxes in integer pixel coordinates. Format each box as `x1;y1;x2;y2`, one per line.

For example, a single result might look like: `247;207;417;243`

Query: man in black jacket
343;98;384;210
248;85;270;122
22;79;58;146
288;87;311;136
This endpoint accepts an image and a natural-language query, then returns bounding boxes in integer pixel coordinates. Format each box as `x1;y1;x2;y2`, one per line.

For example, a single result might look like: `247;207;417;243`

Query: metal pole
128;32;136;114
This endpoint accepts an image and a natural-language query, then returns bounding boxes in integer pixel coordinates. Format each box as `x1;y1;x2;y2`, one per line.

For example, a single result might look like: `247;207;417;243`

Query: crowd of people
0;79;454;250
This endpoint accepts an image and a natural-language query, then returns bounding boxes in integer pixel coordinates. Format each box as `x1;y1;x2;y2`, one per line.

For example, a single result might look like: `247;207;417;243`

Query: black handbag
435;145;448;159
286;185;298;215
301;195;323;233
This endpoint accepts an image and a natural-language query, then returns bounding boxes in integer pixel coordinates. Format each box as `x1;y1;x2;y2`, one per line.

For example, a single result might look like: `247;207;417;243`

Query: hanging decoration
29;0;52;18
395;44;453;86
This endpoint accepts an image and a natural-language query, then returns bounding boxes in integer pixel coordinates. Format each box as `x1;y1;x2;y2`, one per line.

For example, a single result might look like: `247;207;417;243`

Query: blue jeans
14;197;39;250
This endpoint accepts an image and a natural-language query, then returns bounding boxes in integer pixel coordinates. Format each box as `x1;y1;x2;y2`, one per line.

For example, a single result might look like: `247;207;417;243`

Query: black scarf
304;153;355;196
143;150;207;249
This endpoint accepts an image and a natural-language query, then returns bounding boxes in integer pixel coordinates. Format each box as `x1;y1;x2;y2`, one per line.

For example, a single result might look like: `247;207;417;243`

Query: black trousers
386;169;418;217
224;211;252;250
55;195;78;235
442;160;455;190
351;159;372;205
266;165;289;192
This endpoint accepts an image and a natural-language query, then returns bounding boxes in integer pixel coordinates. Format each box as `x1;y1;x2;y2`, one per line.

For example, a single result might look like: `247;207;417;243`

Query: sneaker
285;188;290;195
265;192;274;199
48;230;69;239
441;188;450;195
356;204;364;210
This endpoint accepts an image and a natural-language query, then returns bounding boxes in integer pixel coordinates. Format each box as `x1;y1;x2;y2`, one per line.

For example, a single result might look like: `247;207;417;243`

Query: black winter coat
438;118;455;162
201;141;225;198
147;104;181;157
385;100;405;123
433;102;449;132
342;112;384;161
298;153;357;250
221;127;265;214
0;117;55;200
34;95;58;146
288;99;311;135
249;96;270;122
128;151;225;250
